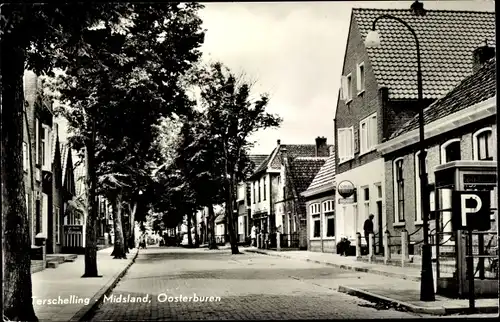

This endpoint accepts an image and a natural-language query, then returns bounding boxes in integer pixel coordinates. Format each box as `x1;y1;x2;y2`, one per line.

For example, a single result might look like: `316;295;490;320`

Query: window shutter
356;64;362;92
353;127;359;155
341;76;348;101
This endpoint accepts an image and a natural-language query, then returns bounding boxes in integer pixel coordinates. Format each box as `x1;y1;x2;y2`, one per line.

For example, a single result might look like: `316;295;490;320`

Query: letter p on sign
452;191;491;231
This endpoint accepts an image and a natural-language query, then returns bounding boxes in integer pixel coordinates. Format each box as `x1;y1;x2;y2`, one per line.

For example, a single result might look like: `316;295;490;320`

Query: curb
338;285;498;316
244;249;421;282
69;248;140;322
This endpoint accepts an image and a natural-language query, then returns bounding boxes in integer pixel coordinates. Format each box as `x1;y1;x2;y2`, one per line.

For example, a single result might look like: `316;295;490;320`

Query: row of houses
23;71;113;272
209;7;497;258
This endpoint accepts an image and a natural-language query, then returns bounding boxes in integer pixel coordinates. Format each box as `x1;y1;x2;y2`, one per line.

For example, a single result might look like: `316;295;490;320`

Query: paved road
89;246;429;320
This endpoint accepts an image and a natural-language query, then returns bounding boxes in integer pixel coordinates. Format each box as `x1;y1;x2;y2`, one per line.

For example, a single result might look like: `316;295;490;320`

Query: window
360;113;377;154
55;206;60;244
414;151;429;222
263;178;266;201
394;158;405;222
440;139;461;164
376;184;382;199
23;142;28;172
323;200;335;238
341;73;353;102
473;128;493;161
41;125;51;170
363;187;370;221
35;118;39;164
253;182;256;204
258;180;261;202
337;127;354;162
356;62;365;94
310;203;321;238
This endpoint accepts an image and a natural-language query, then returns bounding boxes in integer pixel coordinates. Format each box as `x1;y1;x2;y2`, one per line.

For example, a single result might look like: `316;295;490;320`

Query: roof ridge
352;7;495;14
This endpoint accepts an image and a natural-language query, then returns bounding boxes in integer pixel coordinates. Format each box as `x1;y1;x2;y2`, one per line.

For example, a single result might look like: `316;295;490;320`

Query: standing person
250;224;257;247
363;214;375;252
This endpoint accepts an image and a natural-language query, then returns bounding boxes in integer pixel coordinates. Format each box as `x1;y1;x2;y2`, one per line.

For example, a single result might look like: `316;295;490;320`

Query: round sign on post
337;180;355;198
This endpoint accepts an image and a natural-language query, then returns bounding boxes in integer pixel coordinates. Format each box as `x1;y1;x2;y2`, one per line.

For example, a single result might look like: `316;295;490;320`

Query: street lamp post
365;1;435;301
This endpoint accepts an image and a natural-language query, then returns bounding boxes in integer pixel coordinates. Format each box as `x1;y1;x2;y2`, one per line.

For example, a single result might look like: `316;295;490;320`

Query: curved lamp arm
371;14;423;102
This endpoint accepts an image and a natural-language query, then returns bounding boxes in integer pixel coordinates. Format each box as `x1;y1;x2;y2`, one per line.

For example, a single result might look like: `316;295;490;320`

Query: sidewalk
244;248;498;315
32;246;139;321
244;248;422;281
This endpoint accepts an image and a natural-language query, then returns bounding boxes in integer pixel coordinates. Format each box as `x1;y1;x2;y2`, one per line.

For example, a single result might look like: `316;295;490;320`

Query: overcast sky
198;0;495;155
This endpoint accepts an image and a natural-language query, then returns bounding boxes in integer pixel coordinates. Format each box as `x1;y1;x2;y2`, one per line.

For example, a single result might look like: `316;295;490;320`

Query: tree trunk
122;203;129;253
83;120;100;277
129;202;137;249
187;212;193;247
110;191;127;259
192;211;199;247
207;204;218;250
224;159;239;254
1;42;39;321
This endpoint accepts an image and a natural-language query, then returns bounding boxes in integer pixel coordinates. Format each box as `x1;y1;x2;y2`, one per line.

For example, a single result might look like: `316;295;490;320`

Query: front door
377;201;383;254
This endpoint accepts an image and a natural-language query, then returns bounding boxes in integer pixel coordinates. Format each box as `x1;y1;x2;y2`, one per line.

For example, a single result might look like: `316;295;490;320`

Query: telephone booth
433;160;498;298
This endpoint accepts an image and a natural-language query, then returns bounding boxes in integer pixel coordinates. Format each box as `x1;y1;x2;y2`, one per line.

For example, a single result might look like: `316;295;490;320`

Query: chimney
315;136;328;157
472;41;495;73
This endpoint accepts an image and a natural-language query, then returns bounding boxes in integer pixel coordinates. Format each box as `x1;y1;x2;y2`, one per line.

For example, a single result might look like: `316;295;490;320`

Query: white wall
335;158;385;241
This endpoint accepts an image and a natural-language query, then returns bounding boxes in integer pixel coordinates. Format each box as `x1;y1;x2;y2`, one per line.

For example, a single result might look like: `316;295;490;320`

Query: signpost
452;190;491;311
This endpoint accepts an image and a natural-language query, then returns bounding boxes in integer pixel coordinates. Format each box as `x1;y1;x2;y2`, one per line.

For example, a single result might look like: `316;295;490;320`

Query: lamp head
365;30;381;48
138;190;143;195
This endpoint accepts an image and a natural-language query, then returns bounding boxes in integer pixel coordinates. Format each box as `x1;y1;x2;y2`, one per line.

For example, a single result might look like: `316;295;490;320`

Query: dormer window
440;139;461;164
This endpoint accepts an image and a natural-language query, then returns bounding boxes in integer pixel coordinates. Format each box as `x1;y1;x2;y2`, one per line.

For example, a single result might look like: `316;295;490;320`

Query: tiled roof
60;143;73;184
391;57;496;138
253;144;331;176
288;157;327;195
304;154;336;194
249;154;268;168
353;8;495;99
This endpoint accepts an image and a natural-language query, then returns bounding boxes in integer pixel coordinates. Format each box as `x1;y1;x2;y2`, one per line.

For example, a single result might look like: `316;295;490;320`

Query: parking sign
451;191;491;231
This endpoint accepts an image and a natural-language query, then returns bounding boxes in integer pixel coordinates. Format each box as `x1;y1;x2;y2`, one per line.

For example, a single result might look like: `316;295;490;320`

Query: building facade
378;55;497;255
250;138;330;249
334;8;496;248
301;152;336;252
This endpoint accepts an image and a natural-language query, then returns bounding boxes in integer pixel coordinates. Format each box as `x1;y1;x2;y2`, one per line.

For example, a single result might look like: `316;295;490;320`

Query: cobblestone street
89;247;427;320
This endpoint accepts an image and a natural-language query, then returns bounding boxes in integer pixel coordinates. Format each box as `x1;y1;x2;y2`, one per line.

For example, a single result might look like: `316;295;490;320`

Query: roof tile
353;8;495;99
391;58;496;138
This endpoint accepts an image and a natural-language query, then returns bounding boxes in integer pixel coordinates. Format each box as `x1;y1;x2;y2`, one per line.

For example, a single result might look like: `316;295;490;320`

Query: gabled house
236;154;268;243
249;137;330;248
334;8;495;248
377;53;496;256
277;153;327;249
301;150;336;253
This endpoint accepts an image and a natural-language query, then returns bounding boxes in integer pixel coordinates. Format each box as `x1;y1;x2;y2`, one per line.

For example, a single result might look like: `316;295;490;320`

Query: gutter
377;97;496;155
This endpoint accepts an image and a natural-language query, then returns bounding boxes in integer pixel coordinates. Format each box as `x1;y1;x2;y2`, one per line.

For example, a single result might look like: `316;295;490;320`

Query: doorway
377;200;383;254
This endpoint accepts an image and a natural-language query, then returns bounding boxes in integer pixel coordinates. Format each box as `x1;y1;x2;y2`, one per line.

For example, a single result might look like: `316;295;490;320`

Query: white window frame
322;200;335;239
23;142;28;172
35;118;40;165
41;124;51;171
440;138;461;164
310;203;321;240
393;157;405;226
359;113;377;155
341;73;353;103
414;150;429;225
356;62;365;94
361;186;370;222
472;127;494;161
338;126;354;163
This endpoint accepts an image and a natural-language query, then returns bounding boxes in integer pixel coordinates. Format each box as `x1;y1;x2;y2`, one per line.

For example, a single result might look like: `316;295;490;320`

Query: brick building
334;8;495;249
301;151;336;253
378;55;496;255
